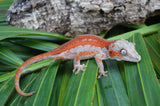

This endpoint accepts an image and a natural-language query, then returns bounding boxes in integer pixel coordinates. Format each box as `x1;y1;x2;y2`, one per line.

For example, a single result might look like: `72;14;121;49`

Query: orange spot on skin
95;57;102;62
76;55;80;61
15;84;18;88
118;54;123;58
61;56;64;59
66;51;70;53
101;54;105;58
54;56;59;59
55;56;65;59
109;50;123;58
79;51;98;56
111;44;115;48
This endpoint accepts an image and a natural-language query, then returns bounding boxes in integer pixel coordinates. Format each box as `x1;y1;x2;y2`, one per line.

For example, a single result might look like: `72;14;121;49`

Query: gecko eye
120;49;127;55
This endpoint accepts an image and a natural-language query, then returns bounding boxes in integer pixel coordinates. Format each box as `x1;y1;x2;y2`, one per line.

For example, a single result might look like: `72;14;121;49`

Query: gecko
14;34;141;96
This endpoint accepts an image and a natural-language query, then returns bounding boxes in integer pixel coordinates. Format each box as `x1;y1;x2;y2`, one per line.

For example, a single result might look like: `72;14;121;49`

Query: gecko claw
75;69;81;74
73;68;76;72
97;71;108;79
73;64;86;74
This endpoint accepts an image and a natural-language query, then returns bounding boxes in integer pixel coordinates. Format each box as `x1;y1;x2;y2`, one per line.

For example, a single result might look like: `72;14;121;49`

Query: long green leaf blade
0;59;53;82
57;61;72;106
144;35;160;75
74;60;98;106
62;60;98;106
0;46;24;67
13;39;59;51
7;71;44;105
134;33;160;106
61;63;83;105
33;60;60;106
98;60;130;106
108;23;160;40
93;82;105;106
0;76;15;106
0;26;71;40
125;34;146;106
125;62;146;106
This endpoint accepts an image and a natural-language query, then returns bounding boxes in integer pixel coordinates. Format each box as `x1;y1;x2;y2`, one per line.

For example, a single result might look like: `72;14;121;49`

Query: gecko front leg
95;56;108;78
73;55;86;74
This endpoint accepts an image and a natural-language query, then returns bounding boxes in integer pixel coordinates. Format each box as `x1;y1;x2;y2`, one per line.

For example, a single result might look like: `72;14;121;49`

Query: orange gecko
15;34;141;96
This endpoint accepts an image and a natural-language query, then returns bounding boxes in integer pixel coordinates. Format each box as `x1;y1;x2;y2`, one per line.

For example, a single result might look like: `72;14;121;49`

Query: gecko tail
21;91;36;97
15;52;52;96
15;75;37;96
16;88;36;97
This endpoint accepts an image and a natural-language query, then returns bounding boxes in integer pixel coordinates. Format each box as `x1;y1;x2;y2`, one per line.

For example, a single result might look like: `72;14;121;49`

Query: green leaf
74;60;98;106
0;11;6;22
125;61;146;106
0;26;71;41
108;23;160;40
0;59;53;82
93;82;105;106
0;0;12;10
0;4;160;105
0;63;15;71
158;29;160;42
0;0;13;21
50;65;67;106
12;39;59;51
144;34;160;75
0;46;24;67
0;70;16;82
33;60;60;106
57;61;72;106
122;24;146;29
125;34;146;106
126;33;160;106
6;71;43;105
98;60;130;106
61;60;98;106
0;76;15;106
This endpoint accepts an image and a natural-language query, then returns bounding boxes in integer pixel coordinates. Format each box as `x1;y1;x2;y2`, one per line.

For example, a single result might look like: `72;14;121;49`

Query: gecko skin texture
15;34;141;96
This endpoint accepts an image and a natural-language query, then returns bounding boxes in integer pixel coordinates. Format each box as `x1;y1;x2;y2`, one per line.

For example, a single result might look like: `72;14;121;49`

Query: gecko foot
97;71;108;79
73;64;86;74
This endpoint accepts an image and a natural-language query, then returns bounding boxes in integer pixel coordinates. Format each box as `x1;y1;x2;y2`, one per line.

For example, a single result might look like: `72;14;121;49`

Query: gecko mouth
123;54;141;62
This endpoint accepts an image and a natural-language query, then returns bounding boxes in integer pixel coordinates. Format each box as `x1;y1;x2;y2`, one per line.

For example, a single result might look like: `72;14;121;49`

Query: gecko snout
136;55;141;62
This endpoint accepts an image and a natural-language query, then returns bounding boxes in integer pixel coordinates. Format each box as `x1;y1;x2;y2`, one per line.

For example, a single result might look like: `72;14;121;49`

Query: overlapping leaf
108;23;160;40
0;46;23;67
125;33;160;106
144;34;160;75
0;26;71;41
0;1;160;105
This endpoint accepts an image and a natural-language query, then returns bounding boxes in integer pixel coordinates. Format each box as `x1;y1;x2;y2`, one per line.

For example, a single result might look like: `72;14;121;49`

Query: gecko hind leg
73;55;86;74
95;57;108;79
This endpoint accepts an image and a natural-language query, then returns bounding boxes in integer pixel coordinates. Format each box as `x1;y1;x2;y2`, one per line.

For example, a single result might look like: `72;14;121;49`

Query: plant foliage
0;0;160;106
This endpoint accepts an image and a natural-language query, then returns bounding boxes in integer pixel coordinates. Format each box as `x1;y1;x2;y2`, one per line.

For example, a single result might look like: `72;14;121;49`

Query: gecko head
108;39;141;62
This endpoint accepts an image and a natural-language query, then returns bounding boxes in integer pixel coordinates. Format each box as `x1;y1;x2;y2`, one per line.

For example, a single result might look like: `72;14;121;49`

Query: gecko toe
98;71;108;79
73;64;86;74
73;68;76;72
75;68;81;74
